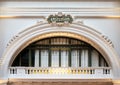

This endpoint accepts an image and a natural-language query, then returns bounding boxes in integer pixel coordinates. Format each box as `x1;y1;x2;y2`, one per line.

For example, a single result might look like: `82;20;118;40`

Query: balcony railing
9;67;112;79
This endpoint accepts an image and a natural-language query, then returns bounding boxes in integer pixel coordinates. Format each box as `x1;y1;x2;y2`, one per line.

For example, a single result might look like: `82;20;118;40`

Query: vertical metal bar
39;49;41;67
99;53;101;67
68;38;71;67
79;49;82;67
88;48;92;67
19;54;21;66
48;38;51;67
29;49;32;67
59;49;61;67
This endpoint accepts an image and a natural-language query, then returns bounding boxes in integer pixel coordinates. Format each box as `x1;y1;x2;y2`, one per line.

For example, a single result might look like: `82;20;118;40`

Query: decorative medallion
47;12;73;26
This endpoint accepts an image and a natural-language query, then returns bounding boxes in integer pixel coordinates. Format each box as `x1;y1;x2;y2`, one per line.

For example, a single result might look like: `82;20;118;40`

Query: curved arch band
0;22;120;80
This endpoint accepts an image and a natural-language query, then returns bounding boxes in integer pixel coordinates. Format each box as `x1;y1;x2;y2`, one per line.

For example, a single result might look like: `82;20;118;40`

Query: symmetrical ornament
47;12;73;26
6;34;19;48
101;35;114;47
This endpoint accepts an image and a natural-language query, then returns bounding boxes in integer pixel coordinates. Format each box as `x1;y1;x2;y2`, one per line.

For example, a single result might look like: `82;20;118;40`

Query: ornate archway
0;21;120;82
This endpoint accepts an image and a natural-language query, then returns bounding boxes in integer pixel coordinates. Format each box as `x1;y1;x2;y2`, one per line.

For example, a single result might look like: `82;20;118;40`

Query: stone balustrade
9;67;112;79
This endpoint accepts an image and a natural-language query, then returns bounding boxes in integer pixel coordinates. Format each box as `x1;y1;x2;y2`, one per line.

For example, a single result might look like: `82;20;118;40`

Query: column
71;50;78;67
41;50;48;67
35;50;39;67
81;49;89;67
99;55;105;67
61;50;68;67
81;50;84;67
51;50;59;67
84;50;88;67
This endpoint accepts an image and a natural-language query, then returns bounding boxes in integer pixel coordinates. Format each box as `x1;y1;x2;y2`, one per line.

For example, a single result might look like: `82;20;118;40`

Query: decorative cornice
0;7;120;19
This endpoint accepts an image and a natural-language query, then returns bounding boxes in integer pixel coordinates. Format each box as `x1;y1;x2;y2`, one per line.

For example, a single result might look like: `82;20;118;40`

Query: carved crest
47;12;73;26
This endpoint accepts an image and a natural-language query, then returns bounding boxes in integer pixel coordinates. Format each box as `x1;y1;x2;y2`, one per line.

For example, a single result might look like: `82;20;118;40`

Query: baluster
10;68;13;74
13;69;15;74
31;69;33;74
26;69;28;74
87;69;89;74
103;69;104;74
76;69;78;74
106;69;108;74
80;69;82;74
89;69;90;74
15;68;17;74
42;69;44;74
108;69;110;74
14;68;17;74
27;69;30;74
105;69;107;74
28;69;30;74
80;69;83;74
103;69;106;74
25;69;28;74
75;69;76;74
78;69;80;74
93;69;94;74
10;68;12;74
91;69;94;74
106;69;110;74
12;68;14;74
84;69;86;74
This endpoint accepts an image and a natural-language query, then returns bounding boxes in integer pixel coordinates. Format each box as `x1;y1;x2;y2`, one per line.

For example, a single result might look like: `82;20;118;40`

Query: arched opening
0;23;120;84
12;36;108;68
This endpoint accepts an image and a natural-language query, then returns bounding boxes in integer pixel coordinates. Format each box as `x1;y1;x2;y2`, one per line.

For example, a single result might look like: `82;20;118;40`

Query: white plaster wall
0;0;120;58
0;1;119;8
0;18;38;57
0;18;120;58
84;19;120;57
0;20;4;58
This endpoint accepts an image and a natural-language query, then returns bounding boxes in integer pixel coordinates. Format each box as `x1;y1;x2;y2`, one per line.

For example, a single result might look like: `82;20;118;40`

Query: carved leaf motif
47;13;73;24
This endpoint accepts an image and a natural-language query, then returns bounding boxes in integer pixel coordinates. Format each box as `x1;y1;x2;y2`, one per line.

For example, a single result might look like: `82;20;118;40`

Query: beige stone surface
8;81;113;85
113;83;120;85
